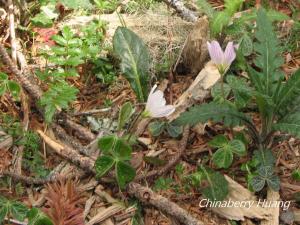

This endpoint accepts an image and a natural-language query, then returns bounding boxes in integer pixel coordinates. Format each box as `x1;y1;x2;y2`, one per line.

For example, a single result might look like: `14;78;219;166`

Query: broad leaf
199;166;229;201
98;135;117;153
113;139;132;161
116;161;136;188
212;147;233;169
174;102;252;128
148;121;165;137
208;135;228;148
229;139;246;156
94;155;115;177
253;149;275;168
251;166;280;192
118;102;134;130
240;34;253;56
7;81;21;99
0;197;28;223
113;27;150;102
166;123;183;138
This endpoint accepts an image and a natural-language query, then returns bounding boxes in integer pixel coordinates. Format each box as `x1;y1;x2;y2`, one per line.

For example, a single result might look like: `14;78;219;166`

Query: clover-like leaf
118;102;134;130
98;135;117;154
250;175;265;192
116;161;136;188
148;121;165;137
94;155;115;178
166;123;183;138
27;208;53;225
229;139;246;156
208;135;228;148
212;147;233;169
113;139;132;161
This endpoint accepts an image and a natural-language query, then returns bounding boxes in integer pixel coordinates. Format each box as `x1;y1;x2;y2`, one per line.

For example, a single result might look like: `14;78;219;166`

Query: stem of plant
126;110;143;142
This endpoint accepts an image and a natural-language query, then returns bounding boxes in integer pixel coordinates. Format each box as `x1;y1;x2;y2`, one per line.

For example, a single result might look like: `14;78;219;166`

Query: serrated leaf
113;27;150;102
212;147;233;169
61;26;73;40
39;83;78;122
211;83;231;101
64;56;84;66
274;69;300;118
116;161;136;188
196;0;215;18
199;166;229;201
208;135;228;148
118;102;134;130
273;112;300;138
241;34;253;56
51;35;67;46
175;102;252;128
27;208;53;225
94;155;115;177
148;121;165;137
98;135;117;154
166;123;182;138
224;0;244;16
211;11;231;35
31;12;53;27
0;197;28;223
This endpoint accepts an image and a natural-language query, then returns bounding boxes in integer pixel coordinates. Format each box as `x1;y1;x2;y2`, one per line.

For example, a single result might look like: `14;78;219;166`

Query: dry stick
7;0;17;63
162;0;198;22
127;183;203;225
134;126;190;181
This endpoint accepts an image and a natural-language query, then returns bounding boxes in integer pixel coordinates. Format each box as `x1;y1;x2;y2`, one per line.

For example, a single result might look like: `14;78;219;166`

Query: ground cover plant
0;0;299;225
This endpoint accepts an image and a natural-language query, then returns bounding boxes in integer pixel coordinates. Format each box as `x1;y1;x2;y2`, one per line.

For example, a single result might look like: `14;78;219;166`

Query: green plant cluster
175;9;300;195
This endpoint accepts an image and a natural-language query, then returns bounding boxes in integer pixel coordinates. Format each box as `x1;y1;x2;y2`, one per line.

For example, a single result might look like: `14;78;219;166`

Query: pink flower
207;41;238;74
142;84;175;118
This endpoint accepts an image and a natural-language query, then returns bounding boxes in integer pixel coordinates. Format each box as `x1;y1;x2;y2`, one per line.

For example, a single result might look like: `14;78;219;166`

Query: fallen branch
127;182;203;225
135;126;189;181
162;0;198;22
7;0;17;62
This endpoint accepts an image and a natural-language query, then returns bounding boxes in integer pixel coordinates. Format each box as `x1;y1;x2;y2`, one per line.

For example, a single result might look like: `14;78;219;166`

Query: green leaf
250;8;284;97
27;208;54;225
211;83;231;101
166;123;183;138
229;139;246;156
251;166;280;192
174;102;252;128
196;0;216;18
211;11;231;35
118;102;134;130
31;12;53;27
113;139;132;161
292;170;300;181
0;72;8;80
61;26;74;40
39;83;78;123
148;121;165;137
98;135;117;154
273;112;300;138
212;147;233;169
224;0;244;16
226;75;253;108
153;177;173;191
64;56;84;66
113;27;150;102
0;204;8;223
250;175;265;192
51;35;67;46
94;155;115;177
253;149;275;168
240;34;253;56
274;69;300;118
199;166;229;201
116;161;136;188
0;85;7;96
0;197;28;222
208;135;228;148
7;81;21;99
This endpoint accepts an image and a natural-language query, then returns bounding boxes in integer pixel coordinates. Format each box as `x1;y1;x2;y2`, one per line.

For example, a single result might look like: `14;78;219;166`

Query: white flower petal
224;42;236;66
207;41;224;65
151;105;175;118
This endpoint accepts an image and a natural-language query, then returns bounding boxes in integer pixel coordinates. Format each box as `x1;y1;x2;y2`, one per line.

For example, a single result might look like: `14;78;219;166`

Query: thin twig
162;0;198;22
7;0;17;63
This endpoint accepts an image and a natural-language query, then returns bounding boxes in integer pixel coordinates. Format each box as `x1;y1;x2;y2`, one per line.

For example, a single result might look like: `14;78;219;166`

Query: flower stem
220;74;225;100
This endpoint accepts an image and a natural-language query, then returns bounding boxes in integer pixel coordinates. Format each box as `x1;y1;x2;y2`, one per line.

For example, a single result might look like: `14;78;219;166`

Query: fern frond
274;69;300;118
43;179;84;225
40;83;78;122
174;102;253;127
249;9;284;97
